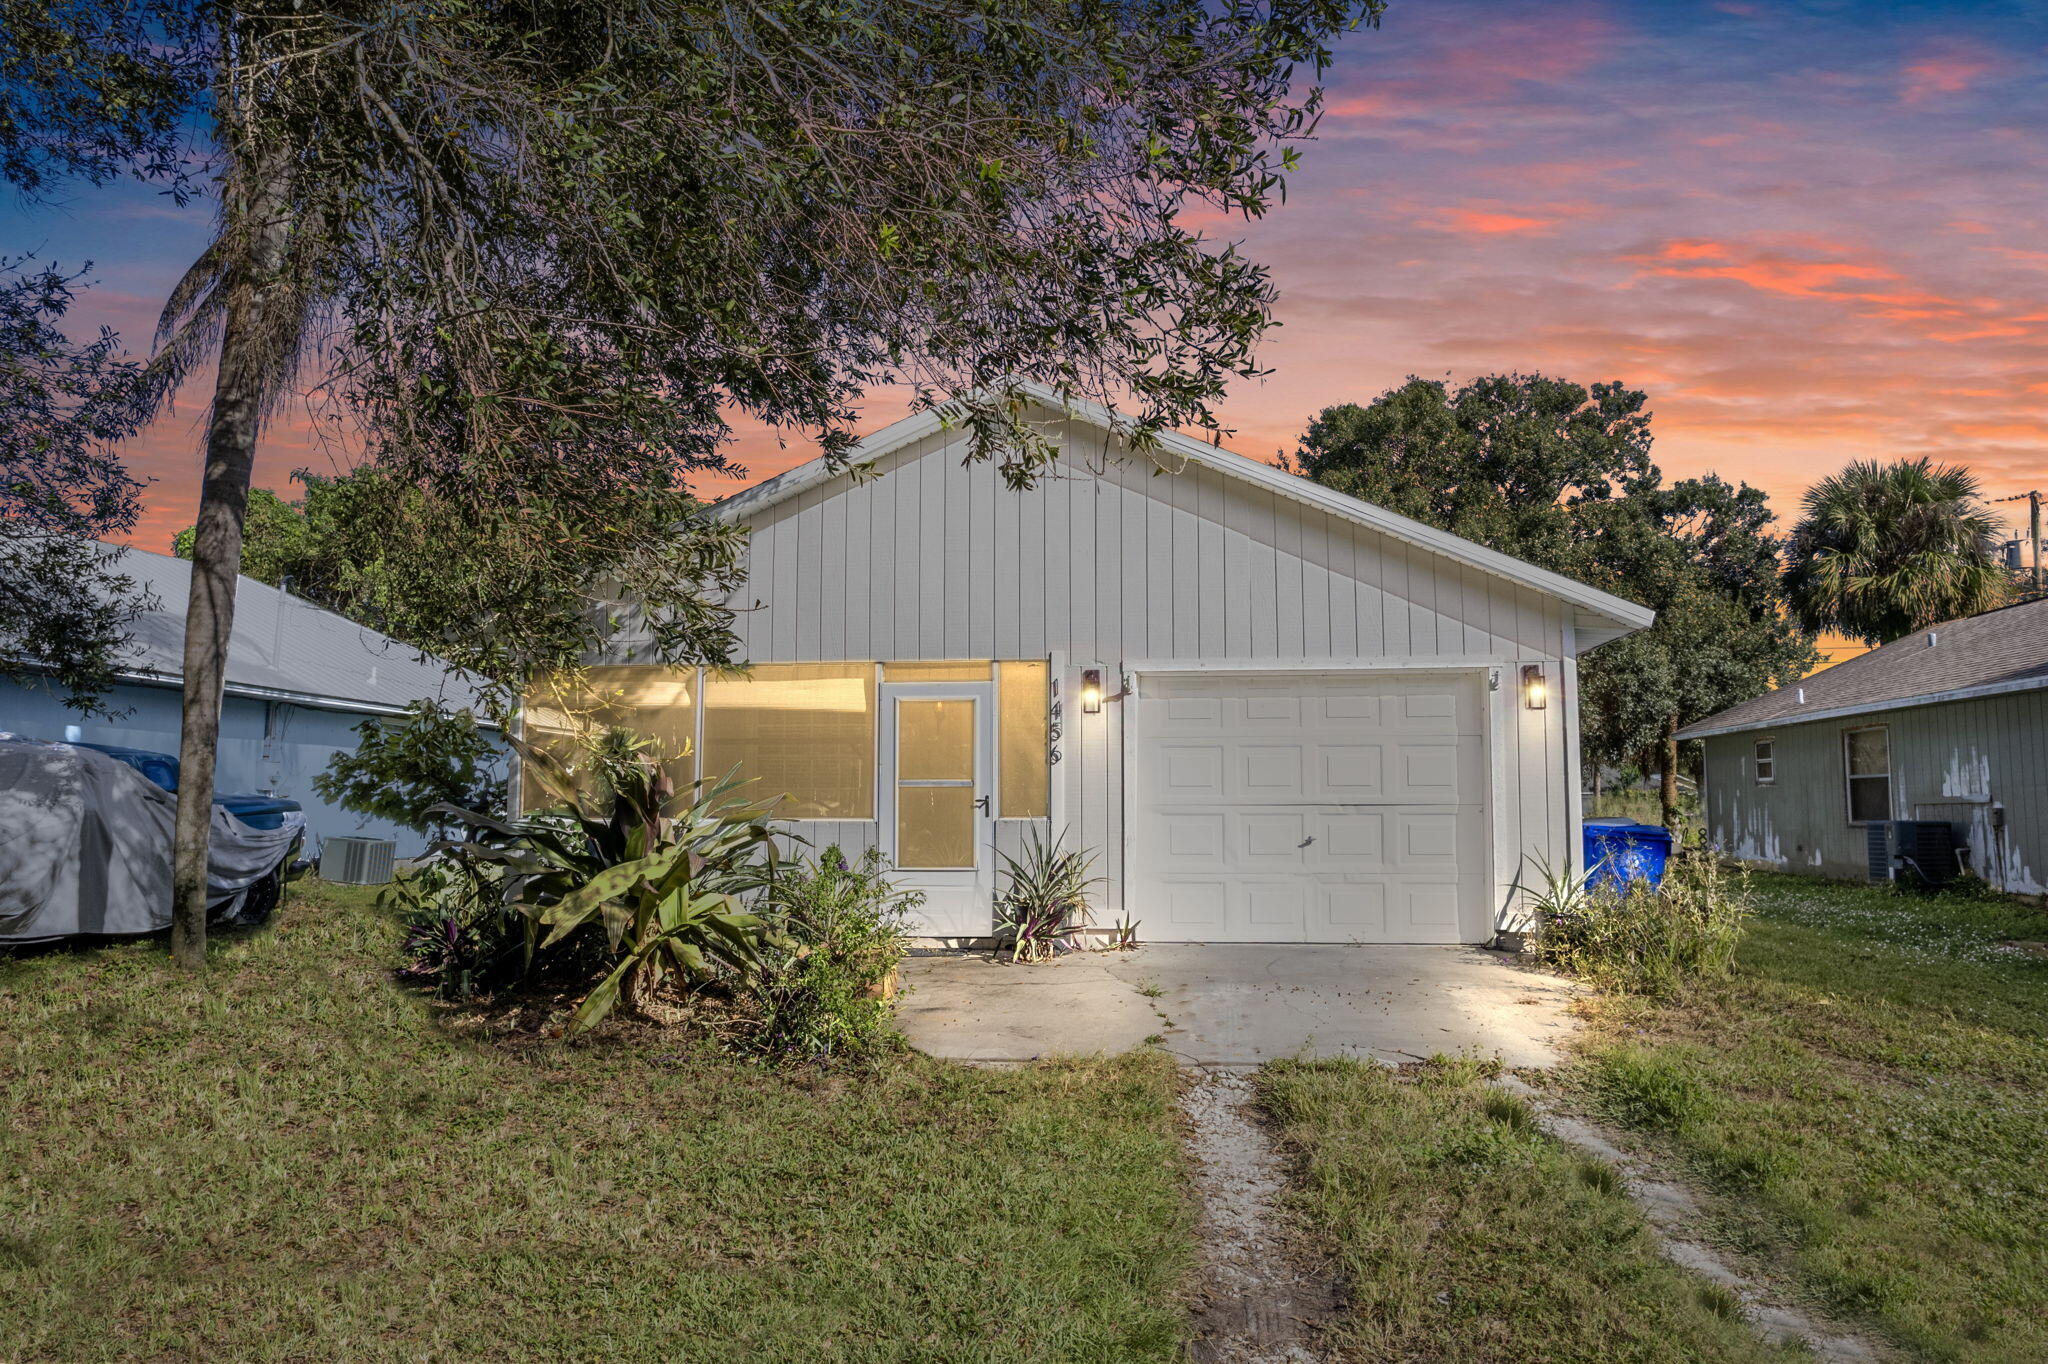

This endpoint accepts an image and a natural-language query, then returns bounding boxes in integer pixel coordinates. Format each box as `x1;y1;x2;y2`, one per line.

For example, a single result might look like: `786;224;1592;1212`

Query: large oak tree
3;0;1381;964
1296;374;1816;830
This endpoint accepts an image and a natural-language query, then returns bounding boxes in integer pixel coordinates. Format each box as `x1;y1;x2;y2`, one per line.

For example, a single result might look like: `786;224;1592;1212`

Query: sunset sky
7;0;2046;552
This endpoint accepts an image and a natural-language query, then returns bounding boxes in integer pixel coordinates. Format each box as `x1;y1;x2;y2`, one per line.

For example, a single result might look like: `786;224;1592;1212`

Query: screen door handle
975;795;991;815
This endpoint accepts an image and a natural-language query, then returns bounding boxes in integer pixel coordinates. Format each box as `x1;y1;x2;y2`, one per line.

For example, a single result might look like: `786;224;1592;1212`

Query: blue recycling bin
1582;819;1673;893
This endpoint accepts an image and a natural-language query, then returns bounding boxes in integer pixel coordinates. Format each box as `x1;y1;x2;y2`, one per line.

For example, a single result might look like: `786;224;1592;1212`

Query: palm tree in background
1783;458;2008;646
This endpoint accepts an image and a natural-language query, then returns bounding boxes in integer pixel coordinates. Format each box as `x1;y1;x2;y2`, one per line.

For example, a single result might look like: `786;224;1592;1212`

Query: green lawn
0;883;1192;1362
1564;874;2048;1361
1259;1056;1798;1364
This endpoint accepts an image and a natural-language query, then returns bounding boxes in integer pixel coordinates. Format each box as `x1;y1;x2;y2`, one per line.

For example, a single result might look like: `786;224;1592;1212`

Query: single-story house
1679;595;2048;895
0;545;498;858
538;386;1655;943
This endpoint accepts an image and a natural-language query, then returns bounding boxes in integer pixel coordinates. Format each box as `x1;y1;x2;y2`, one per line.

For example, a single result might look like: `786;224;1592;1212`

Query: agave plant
429;733;783;1032
992;830;1103;963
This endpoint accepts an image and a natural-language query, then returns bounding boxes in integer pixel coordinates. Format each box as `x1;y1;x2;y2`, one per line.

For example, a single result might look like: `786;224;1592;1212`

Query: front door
880;684;996;937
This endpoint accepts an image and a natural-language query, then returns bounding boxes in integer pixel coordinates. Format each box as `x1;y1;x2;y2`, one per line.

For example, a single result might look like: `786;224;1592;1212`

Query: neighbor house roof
86;545;489;718
713;383;1657;645
1678;595;2048;741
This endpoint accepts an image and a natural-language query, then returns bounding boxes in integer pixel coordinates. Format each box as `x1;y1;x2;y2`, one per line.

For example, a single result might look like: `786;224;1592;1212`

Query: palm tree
1783;458;2008;646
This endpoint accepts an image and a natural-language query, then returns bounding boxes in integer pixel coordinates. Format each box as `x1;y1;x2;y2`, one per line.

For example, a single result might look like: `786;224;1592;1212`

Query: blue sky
7;0;2046;547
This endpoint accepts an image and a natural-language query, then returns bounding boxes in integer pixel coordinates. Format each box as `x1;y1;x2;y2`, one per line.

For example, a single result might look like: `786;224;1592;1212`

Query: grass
0;881;1193;1362
1565;873;2048;1361
1258;1056;1798;1364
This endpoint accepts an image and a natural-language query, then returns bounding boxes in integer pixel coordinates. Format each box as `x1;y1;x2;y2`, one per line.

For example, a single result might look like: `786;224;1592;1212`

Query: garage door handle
1299;836;1315;848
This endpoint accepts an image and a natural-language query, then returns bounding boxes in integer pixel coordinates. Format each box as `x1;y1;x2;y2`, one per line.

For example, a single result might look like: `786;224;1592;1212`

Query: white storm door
880;684;995;937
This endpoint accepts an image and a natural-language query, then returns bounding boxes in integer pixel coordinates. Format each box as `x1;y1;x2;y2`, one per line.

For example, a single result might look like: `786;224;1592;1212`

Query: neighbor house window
521;666;697;810
1843;725;1891;824
1754;740;1775;786
997;659;1050;818
702;663;875;819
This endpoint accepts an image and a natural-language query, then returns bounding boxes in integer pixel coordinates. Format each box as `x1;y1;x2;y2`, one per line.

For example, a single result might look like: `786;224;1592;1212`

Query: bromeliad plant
428;733;783;1032
993;830;1104;963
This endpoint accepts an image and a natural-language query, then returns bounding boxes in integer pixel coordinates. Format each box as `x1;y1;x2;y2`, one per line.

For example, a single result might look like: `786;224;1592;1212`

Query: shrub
314;699;505;839
420;735;780;1031
743;846;922;1064
993;830;1103;962
1528;848;1748;998
387;854;527;1000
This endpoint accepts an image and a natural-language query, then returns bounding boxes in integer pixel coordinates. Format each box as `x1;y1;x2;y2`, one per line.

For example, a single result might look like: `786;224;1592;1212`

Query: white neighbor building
560;387;1654;944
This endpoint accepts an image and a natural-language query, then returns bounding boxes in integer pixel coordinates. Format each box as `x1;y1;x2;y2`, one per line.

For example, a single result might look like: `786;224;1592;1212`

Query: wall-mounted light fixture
1080;668;1104;714
1521;663;1547;711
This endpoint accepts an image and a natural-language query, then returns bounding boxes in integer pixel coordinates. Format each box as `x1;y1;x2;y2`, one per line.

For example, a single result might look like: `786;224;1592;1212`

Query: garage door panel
1133;670;1488;944
1319;746;1385;799
1317;691;1381;724
1313;882;1388;938
1397;883;1464;939
1243;694;1301;724
1315;812;1386;869
1241;812;1309;865
1396;810;1462;867
1394;743;1464;800
1163;812;1228;865
1399;692;1460;726
1245;884;1309;938
1239;745;1305;798
1159;881;1227;933
1159;745;1226;798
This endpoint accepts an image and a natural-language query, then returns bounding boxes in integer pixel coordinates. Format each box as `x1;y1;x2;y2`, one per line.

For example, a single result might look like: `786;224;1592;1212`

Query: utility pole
1993;490;2044;591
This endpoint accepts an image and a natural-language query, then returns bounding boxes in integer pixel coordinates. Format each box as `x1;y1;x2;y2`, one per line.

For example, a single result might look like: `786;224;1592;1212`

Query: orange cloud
1432;207;1557;236
1631;239;1903;299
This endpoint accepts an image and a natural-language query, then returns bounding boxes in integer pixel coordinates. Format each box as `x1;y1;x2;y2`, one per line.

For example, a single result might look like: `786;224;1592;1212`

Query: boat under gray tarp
0;738;302;944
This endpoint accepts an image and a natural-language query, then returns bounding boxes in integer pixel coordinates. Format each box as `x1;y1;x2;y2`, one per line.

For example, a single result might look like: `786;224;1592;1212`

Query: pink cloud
1900;45;2003;103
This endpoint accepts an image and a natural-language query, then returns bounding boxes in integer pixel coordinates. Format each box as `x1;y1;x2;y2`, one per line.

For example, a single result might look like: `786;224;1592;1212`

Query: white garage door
1129;671;1489;943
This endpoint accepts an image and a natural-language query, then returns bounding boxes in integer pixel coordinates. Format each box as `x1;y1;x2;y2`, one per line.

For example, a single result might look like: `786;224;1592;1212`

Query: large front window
522;667;697;809
702;663;876;819
521;659;1050;822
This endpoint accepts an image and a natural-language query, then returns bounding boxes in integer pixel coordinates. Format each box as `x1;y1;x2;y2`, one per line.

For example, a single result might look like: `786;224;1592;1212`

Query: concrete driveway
897;943;1579;1069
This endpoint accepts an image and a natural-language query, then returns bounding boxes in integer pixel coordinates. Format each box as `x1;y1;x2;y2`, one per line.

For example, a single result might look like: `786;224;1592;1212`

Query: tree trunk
169;151;293;969
1659;712;1681;834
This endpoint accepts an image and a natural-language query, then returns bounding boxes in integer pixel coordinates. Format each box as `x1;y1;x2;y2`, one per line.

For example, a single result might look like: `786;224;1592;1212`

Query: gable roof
714;383;1656;644
76;545;489;718
1678;595;2048;741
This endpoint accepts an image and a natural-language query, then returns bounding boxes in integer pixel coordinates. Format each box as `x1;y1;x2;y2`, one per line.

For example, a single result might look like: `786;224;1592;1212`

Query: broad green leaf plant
430;734;782;1033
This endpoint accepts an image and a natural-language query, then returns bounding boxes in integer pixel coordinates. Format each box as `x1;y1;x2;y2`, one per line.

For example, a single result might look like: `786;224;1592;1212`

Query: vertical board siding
1700;691;2048;894
717;421;1585;929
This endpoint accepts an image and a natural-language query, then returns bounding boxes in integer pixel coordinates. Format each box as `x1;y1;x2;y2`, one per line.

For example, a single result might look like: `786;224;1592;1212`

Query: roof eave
1678;672;2048;741
47;666;498;724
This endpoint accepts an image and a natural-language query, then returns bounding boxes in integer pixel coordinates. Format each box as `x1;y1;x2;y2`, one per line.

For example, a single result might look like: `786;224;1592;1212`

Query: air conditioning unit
322;836;397;885
1866;821;1961;887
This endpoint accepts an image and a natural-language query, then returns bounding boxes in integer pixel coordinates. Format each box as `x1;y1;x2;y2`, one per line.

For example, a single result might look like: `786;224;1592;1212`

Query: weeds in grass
1529;849;1749;998
1590;1046;1712;1131
1567;872;2048;1358
1258;1056;1795;1362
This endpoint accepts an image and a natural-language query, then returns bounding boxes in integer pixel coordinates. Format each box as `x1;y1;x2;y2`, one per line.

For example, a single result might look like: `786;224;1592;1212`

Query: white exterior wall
651;416;1582;937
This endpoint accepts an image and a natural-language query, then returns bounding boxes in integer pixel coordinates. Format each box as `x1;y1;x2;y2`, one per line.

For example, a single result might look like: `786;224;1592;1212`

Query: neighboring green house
1679;596;2048;894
